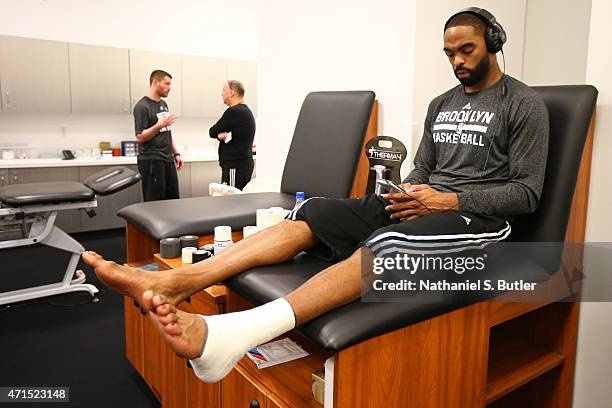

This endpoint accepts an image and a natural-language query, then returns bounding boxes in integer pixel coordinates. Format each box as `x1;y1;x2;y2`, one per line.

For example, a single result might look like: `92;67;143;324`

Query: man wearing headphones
83;9;549;383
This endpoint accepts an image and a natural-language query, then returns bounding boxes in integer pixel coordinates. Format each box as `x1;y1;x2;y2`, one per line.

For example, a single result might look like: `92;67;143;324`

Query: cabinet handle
249;400;260;408
5;91;11;108
123;97;129;112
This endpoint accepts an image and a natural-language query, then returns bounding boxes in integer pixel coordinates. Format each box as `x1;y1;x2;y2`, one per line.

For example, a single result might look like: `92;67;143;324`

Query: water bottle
295;191;305;208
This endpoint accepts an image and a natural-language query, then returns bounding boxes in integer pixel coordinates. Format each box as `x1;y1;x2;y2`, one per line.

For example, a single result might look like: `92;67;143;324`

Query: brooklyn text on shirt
432;108;496;147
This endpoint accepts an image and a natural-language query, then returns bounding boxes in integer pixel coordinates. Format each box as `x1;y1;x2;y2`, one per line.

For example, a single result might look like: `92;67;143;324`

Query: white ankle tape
189;298;296;383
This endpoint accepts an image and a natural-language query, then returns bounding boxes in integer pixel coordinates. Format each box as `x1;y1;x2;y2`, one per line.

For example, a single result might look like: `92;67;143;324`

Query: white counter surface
0;152;222;168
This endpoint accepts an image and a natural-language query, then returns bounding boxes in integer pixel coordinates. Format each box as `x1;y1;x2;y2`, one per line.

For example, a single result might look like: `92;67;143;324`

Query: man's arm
134;104;175;143
209;109;233;139
172;139;183;170
457;94;549;216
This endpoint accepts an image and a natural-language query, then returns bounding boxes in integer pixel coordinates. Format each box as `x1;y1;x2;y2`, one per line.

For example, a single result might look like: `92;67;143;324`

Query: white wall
573;0;612;406
522;0;592;86
0;0;257;59
256;0;416;182
0;0;257;157
411;0;527;164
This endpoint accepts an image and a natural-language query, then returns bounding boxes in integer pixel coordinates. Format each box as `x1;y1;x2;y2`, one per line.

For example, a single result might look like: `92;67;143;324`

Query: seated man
83;9;549;383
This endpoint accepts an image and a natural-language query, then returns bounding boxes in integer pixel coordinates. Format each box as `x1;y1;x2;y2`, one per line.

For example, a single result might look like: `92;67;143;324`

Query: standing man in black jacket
209;80;256;190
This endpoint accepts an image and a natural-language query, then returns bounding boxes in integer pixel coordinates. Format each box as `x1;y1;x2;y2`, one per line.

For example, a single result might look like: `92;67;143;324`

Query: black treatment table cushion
118;192;296;240
225;252;551;352
0;182;95;207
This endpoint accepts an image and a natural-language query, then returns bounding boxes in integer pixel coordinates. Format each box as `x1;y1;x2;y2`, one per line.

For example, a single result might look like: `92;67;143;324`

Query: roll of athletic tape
200;243;215;253
181;247;197;264
160;237;181;258
243;225;258;239
269;207;289;226
256;208;273;231
192;249;212;263
180;235;199;249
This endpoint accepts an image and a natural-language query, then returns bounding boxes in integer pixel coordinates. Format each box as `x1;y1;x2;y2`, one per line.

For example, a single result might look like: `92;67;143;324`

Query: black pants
138;159;180;202
220;158;254;190
287;194;511;261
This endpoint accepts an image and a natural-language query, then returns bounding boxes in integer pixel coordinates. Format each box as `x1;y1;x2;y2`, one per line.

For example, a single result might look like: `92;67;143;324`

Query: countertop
0;151;223;169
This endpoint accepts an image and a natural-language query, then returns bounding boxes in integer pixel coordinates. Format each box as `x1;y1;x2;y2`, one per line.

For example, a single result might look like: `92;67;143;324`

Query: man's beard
455;55;490;87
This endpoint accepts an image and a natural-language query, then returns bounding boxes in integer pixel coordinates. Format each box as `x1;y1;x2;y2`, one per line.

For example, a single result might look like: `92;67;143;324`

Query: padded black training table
0;166;141;305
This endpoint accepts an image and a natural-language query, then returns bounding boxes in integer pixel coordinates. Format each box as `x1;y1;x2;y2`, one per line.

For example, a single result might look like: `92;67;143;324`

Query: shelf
486;337;565;404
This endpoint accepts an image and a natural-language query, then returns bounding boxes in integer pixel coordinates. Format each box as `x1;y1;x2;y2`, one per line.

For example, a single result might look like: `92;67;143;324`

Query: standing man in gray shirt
84;8;549;383
134;70;183;201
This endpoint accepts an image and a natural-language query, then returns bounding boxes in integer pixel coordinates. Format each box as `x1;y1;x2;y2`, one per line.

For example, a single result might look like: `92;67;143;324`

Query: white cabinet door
69;43;130;114
182;55;227;118
0;36;71;114
227;59;257;116
129;49;182;115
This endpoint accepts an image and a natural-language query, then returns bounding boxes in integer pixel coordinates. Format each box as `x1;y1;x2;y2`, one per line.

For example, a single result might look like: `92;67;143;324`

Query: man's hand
383;184;458;222
174;154;184;170
217;132;229;141
157;113;177;129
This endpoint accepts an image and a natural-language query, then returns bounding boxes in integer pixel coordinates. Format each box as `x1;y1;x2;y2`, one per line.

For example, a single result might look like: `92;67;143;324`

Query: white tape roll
256;208;273;231
243;225;258;239
182;247;197;264
268;207;289;226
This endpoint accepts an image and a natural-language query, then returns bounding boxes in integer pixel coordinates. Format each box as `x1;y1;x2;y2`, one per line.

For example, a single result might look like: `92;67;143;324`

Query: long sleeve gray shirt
404;75;549;217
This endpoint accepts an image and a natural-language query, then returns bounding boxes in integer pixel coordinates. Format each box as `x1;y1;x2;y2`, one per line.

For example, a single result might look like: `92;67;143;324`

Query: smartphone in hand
376;179;409;194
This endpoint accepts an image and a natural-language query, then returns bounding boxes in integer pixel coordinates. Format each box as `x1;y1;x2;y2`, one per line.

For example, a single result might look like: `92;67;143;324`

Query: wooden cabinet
182;55;227;118
129;49;182;115
222;367;267;408
0;169;8;186
0;36;71;113
78;165;141;231
0;34;256;116
7;167;81;233
68;43;131;114
124;297;146;378
227;59;257;116
191;161;222;197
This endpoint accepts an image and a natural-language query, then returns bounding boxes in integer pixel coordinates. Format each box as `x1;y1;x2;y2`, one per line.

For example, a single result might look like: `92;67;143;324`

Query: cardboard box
312;368;325;405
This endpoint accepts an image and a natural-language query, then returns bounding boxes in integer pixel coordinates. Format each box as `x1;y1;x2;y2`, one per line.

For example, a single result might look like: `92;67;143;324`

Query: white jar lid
214;225;232;241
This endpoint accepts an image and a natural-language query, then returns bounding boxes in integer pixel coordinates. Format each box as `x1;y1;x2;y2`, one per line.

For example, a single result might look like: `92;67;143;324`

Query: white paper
246;338;309;369
224;131;232;143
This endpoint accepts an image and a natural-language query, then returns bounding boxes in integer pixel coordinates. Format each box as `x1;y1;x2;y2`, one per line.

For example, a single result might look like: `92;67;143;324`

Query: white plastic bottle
213;226;233;255
295;191;305;208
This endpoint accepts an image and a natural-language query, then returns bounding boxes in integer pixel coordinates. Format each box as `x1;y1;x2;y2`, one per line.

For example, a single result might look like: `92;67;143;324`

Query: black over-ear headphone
444;7;507;54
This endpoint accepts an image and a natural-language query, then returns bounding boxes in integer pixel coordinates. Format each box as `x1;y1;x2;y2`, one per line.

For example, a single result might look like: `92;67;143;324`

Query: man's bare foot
147;293;296;383
148;294;207;360
82;251;183;310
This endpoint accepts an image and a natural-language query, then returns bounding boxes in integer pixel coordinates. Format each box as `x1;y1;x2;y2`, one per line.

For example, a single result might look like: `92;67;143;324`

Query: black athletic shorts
286;194;511;261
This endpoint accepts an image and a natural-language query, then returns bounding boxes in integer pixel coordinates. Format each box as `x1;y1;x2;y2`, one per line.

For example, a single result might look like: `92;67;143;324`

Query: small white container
214;226;233;255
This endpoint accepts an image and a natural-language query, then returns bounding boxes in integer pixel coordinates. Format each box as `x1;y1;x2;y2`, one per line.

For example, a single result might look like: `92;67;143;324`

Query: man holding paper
209;80;256;189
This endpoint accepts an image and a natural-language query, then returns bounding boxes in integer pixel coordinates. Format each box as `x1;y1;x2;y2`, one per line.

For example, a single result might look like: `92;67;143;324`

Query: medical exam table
0;166;141;305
